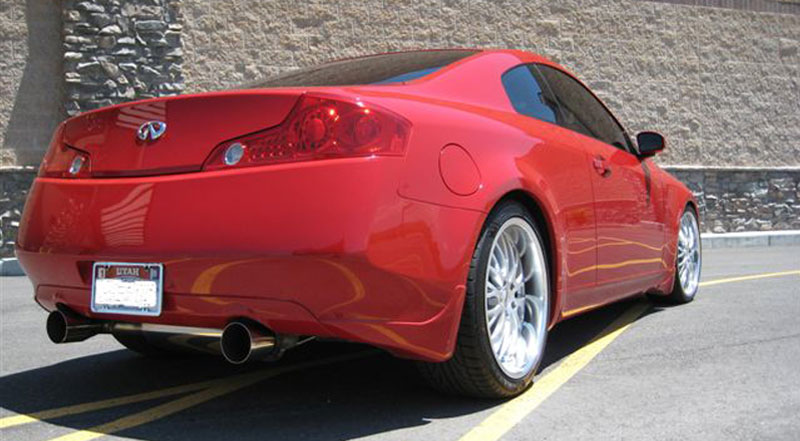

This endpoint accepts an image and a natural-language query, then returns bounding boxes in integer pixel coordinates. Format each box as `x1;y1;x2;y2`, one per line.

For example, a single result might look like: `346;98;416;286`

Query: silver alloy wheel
677;211;701;297
484;218;548;379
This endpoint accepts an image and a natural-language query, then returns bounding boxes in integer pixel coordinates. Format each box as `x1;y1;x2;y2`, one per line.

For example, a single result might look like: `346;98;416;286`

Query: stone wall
181;0;800;168
0;168;35;257
665;167;800;232
62;0;184;117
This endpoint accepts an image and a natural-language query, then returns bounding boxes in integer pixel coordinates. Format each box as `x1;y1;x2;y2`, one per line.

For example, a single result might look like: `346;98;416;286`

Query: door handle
592;156;611;177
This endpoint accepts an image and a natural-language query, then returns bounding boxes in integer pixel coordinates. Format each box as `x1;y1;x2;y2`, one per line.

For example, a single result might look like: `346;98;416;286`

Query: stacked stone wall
62;0;184;116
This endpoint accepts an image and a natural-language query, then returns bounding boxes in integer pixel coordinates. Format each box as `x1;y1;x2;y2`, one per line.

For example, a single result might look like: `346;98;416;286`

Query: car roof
330;48;564;70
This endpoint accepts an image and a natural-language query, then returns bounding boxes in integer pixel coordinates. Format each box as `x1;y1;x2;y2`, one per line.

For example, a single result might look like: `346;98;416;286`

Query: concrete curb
0;258;24;277
701;230;800;249
0;231;798;277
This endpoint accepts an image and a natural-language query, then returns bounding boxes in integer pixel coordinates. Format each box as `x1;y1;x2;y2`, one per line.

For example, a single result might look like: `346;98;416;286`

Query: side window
535;64;630;151
501;65;558;124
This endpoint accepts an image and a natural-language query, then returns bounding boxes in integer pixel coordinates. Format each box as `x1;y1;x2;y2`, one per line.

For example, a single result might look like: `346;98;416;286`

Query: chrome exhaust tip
220;321;278;365
46;310;104;343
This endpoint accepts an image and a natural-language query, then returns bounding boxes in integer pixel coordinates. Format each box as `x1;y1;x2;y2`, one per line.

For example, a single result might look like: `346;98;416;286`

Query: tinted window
536;65;629;151
501;65;558;124
248;50;479;88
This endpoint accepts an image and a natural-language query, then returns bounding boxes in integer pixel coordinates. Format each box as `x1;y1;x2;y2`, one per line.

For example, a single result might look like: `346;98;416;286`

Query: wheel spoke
487;304;503;328
489;252;502;275
506;236;519;284
490;312;505;344
680;263;689;288
530;295;547;329
498;317;514;361
521;322;536;350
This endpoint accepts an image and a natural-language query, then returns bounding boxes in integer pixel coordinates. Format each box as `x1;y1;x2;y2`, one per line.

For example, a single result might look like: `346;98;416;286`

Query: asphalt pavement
1;246;798;441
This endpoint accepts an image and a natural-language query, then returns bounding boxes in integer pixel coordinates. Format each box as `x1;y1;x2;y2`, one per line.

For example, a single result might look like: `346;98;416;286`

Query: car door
535;65;666;303
500;65;599;296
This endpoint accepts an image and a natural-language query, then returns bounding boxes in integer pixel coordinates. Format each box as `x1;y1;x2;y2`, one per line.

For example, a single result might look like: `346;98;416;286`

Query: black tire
666;207;702;304
417;201;549;398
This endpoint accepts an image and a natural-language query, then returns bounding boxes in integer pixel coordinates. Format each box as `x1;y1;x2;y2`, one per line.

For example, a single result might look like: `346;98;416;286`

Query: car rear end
16;50;486;362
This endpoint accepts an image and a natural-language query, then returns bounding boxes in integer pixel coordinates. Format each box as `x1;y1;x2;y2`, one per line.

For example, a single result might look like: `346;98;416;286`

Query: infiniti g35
17;49;702;398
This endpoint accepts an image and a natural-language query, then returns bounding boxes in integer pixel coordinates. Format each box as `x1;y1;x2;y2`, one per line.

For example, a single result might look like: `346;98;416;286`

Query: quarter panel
380;95;600;325
651;164;699;293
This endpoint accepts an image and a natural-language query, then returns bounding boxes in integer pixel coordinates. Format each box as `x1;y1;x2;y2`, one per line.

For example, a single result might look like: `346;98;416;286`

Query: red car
17;49;701;398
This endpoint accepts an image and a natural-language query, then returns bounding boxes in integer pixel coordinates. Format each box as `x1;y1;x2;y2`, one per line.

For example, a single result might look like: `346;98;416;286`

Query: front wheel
669;207;702;303
418;201;549;398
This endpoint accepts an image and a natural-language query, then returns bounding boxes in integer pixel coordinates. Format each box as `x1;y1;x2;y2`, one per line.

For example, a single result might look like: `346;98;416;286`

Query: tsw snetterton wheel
669;207;702;303
418;201;549;398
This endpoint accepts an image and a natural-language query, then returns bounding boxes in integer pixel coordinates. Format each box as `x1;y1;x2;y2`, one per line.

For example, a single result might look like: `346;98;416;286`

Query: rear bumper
16;157;484;361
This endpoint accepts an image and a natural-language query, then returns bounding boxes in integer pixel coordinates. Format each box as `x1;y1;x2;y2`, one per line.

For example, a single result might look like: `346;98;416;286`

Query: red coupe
17;49;701;398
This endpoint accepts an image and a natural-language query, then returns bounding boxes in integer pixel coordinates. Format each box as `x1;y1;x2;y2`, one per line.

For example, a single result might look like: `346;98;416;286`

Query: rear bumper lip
31;281;465;362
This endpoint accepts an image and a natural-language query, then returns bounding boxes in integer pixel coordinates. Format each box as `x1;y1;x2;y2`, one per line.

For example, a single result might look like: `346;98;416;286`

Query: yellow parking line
0;377;223;429
458;301;650;441
43;352;371;441
0;351;370;438
48;372;275;441
6;269;796;440
699;269;800;287
459;269;799;441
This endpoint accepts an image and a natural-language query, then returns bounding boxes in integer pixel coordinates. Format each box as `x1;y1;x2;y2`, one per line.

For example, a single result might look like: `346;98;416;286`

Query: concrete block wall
1;0;799;257
180;0;800;167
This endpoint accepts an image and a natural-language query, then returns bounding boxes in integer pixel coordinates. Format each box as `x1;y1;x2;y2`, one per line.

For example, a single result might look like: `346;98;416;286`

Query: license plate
91;262;163;316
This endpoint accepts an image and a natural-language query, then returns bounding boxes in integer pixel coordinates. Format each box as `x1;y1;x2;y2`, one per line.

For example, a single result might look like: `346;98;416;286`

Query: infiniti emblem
137;121;167;141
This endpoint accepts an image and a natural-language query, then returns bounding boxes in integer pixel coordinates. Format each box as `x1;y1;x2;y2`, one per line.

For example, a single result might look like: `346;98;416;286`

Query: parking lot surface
1;246;798;440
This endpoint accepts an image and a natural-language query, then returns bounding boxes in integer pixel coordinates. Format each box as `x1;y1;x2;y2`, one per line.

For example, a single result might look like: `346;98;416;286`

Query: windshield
248;50;479;88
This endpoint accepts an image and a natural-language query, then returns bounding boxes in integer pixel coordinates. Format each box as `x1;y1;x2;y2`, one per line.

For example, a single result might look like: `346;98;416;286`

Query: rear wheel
668;207;702;303
418;201;549;398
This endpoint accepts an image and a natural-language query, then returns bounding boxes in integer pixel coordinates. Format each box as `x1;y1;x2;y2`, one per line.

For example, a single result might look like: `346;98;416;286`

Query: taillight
38;144;91;178
203;93;411;171
38;123;91;178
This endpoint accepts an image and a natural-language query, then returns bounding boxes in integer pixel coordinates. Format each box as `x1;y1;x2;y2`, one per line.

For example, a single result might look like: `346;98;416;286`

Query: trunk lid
63;91;301;177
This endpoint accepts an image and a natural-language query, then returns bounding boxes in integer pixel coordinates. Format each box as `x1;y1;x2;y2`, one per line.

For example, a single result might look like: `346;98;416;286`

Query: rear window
248;50;479;88
501;65;558;124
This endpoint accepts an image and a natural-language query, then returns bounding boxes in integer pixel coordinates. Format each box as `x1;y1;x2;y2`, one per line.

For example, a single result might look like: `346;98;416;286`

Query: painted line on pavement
47;371;278;441
0;352;371;439
5;270;796;440
0;377;225;430
42;351;372;441
698;269;800;287
458;300;650;441
458;269;799;441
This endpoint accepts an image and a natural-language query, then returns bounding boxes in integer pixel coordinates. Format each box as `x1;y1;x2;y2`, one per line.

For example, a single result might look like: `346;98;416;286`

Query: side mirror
637;131;665;158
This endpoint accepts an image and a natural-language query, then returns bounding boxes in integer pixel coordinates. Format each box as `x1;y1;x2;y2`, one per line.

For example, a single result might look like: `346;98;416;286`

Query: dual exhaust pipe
46;310;291;364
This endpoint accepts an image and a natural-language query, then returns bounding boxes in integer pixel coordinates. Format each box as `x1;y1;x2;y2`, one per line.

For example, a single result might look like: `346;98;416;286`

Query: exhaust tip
46;311;68;344
221;322;252;364
221;321;277;365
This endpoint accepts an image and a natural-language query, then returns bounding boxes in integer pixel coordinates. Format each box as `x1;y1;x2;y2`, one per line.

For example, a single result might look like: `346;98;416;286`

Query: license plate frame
91;262;164;316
